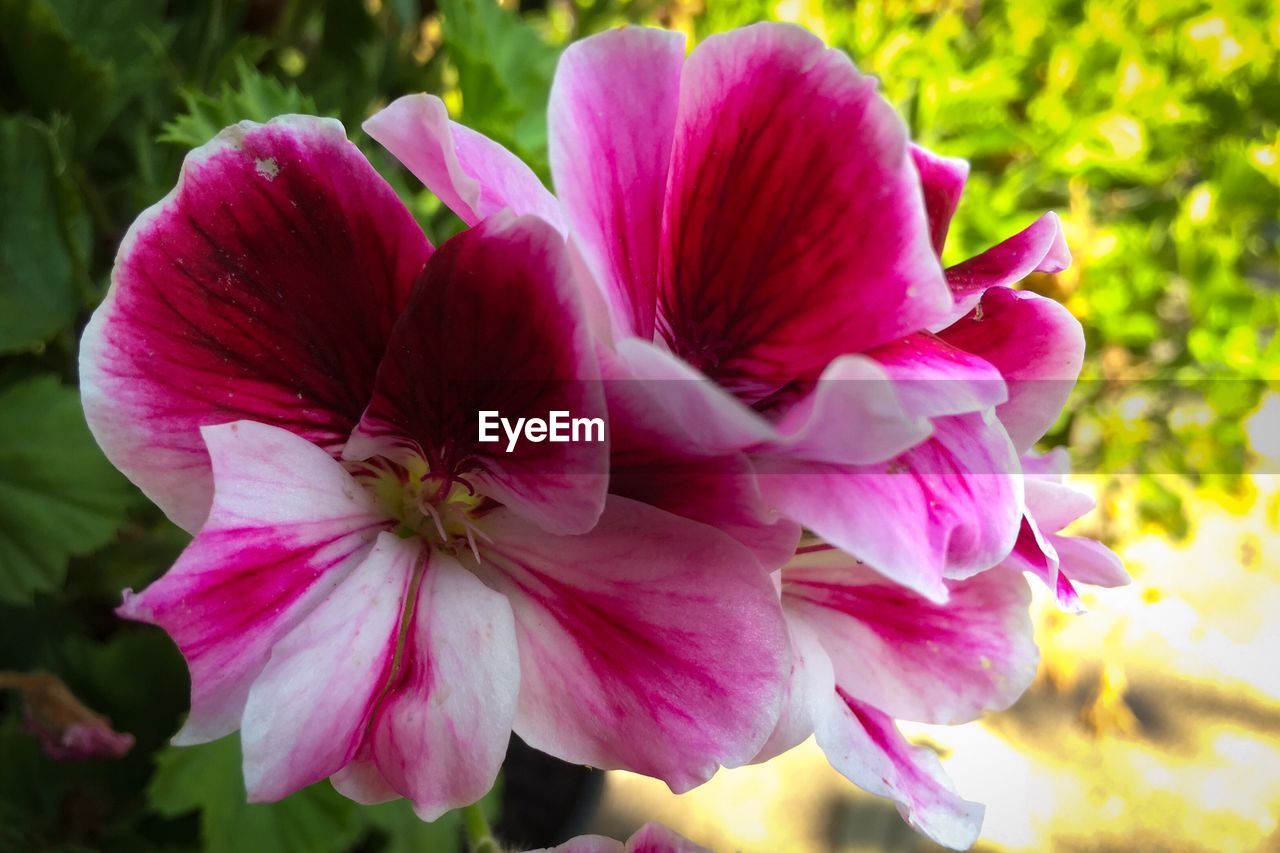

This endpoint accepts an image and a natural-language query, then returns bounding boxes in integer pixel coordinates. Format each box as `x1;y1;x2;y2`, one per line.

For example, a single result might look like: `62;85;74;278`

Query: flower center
348;453;493;559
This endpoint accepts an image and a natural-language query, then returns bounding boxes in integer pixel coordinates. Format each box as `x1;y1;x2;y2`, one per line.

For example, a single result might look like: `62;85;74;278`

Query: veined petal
549;27;685;339
938;287;1084;453
472;496;788;792
625;823;713;853
364;94;566;231
657;23;949;395
911;144;969;256
784;549;1037;725
940;211;1071;327
815;690;984;850
117;421;388;745
347;551;519;821
241;532;417;802
81;116;431;531
348;212;608;536
757;414;1023;602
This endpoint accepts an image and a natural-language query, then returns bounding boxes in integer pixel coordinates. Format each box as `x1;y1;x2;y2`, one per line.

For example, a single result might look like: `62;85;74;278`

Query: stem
461;802;499;853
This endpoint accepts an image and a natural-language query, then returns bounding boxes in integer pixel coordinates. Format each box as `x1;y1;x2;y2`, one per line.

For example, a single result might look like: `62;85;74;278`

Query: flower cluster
81;22;1125;850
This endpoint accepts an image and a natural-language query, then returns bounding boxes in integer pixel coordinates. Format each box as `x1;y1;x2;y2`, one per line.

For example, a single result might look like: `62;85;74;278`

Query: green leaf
0;116;89;354
149;735;363;853
0;0;114;142
159;59;319;149
0;376;132;603
438;0;560;170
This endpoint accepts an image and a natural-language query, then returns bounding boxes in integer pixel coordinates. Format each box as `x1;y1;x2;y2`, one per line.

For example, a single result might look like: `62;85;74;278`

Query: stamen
420;501;448;543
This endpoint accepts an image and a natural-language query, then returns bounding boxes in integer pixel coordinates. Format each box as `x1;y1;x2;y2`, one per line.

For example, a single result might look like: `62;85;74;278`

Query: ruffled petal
346;551;520;821
938;287;1084;452
118;421;388;745
784;549;1037;725
766;354;933;466
347;212;608;536
910;144;969;256
815;690;984;850
240;532;417;802
657;23;948;396
626;823;712;853
472;496;788;792
549;27;685;338
756;414;1023;602
940;211;1071;326
869;333;1007;420
364;94;566;231
80;116;431;531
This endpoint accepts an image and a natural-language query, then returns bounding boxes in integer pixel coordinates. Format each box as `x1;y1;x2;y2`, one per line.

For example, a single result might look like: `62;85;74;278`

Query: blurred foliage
0;0;1275;849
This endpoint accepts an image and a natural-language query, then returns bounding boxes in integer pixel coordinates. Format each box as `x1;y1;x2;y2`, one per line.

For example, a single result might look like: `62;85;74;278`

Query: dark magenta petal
81;117;432;531
911;144;970;256
940;211;1071;326
348;212;608;535
938;287;1084;453
656;23;949;397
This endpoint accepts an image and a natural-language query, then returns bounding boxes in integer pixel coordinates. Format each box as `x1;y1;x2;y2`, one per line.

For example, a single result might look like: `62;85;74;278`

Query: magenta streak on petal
656;23;948;400
80;117;432;532
782;550;1037;725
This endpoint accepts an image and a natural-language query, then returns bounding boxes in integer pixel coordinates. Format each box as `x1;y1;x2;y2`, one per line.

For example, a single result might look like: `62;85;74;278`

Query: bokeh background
0;0;1277;850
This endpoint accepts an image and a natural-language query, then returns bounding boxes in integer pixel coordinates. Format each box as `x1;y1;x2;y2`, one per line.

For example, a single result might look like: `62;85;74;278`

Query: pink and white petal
348;212;607;536
1002;514;1062;593
1021;446;1071;480
1023;476;1096;534
911;144;969;256
626;823;713;853
608;452;800;571
240;532;418;801
329;745;400;806
869;333;1008;420
757;414;1023;603
815;691;984;851
939;211;1071;327
116;421;388;745
472;497;788;792
939;287;1084;452
601;338;777;458
364;94;566;232
752;605;835;763
81;117;432;531
657;23;949;396
1051;535;1130;588
550;27;685;339
359;551;519;821
766;354;933;466
784;551;1038;725
537;837;625;853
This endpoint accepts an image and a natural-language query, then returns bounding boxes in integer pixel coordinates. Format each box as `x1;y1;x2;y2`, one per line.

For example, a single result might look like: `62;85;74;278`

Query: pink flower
1003;449;1131;611
81;117;788;815
534;821;708;853
362;23;1084;599
5;671;136;761
756;546;1038;850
